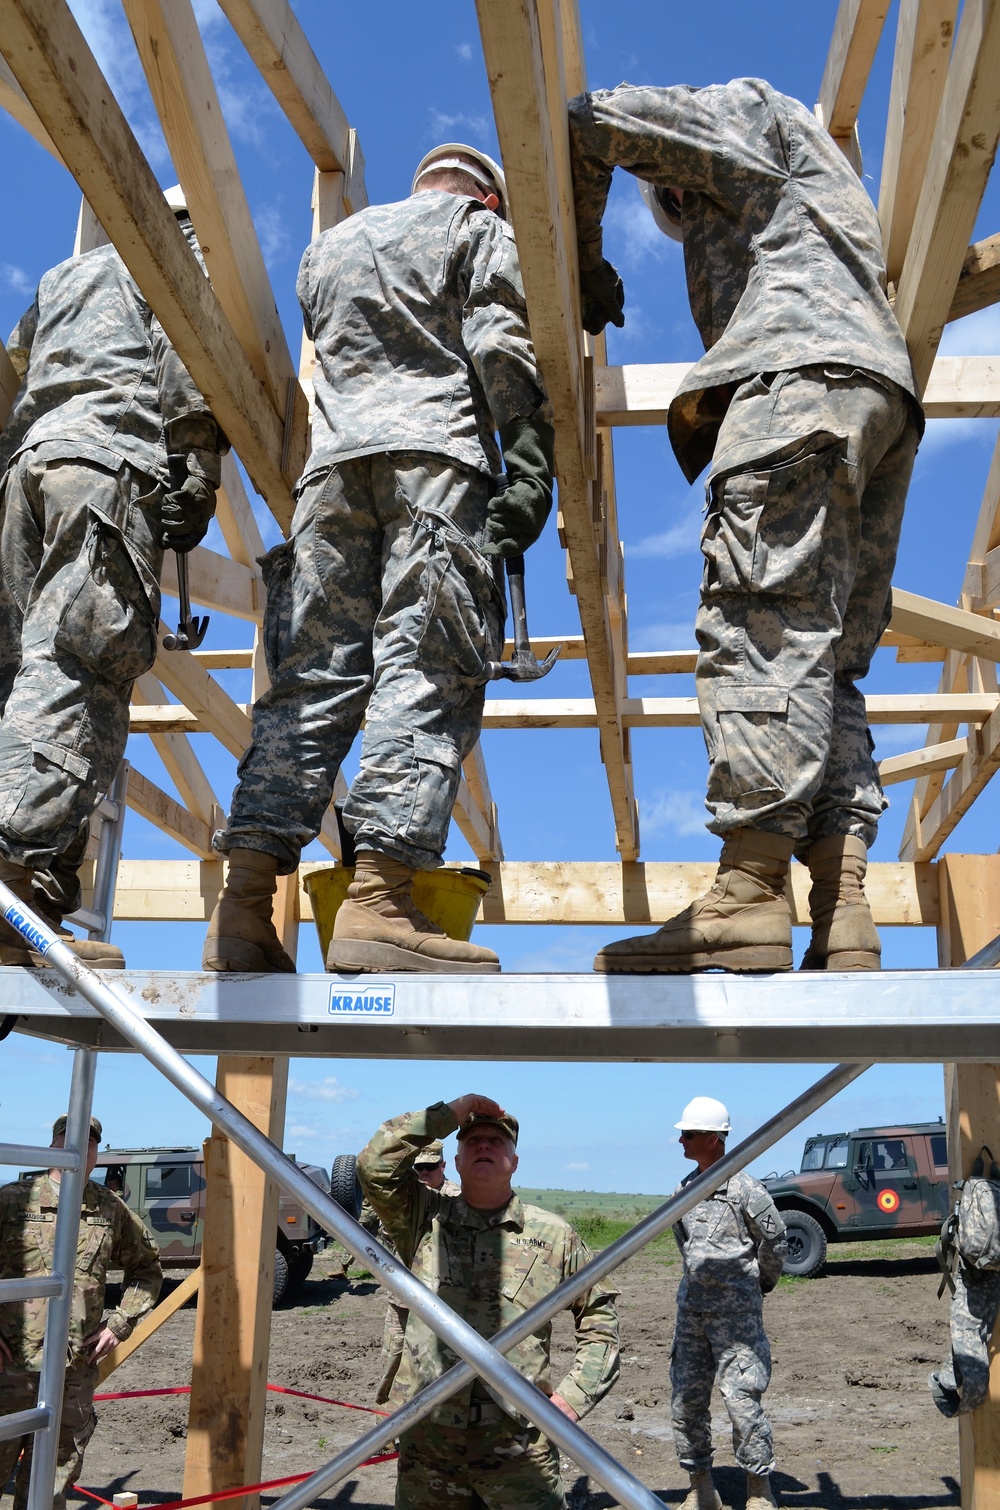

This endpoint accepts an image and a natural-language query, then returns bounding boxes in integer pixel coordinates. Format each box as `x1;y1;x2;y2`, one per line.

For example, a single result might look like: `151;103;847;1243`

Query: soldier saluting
358;1094;620;1510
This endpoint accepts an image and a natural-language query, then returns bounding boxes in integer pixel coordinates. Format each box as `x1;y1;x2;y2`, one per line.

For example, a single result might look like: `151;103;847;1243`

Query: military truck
761;1121;950;1278
93;1147;332;1304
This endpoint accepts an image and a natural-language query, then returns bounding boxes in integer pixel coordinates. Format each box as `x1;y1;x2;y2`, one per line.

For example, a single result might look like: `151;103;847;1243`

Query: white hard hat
675;1096;731;1133
412;143;508;219
163;184;189;216
639;179;683;242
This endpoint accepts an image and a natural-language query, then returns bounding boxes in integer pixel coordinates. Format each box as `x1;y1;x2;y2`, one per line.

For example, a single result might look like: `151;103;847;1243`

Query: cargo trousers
0;451;162;908
670;1296;774;1475
218;453;504;874
696;366;920;847
0;1367;99;1510
396;1411;565;1510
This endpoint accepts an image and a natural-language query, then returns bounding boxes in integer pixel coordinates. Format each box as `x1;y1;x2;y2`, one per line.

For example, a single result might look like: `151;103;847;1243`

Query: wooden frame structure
3;0;1000;1504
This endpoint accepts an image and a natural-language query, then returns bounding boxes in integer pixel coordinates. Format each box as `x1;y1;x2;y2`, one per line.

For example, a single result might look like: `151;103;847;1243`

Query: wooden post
938;854;1000;1509
183;1057;288;1510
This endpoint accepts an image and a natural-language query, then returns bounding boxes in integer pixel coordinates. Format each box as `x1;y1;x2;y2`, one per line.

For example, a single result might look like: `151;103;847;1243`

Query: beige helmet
412;143;508;218
675;1096;731;1133
639;179;683;242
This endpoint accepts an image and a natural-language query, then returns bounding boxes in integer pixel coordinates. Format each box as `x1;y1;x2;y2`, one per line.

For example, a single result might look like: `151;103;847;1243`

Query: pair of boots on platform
0;859;124;969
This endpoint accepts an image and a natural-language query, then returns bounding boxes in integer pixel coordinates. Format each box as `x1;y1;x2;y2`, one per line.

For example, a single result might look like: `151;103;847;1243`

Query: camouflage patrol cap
457;1111;519;1147
52;1115;102;1144
414;1140;446;1166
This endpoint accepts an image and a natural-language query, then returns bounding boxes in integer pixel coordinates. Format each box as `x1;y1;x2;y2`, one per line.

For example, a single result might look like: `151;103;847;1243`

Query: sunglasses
679;1130;711;1140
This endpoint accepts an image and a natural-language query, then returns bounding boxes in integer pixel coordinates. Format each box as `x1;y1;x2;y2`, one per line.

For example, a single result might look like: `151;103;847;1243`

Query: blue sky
0;1;995;1194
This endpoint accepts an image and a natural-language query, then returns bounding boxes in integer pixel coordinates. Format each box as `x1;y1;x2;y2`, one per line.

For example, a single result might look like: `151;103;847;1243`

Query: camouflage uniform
0;239;219;911
217;190;547;874
357;1104;619;1510
569;81;923;844
930;1270;1000;1418
0;1172;162;1510
670;1168;785;1476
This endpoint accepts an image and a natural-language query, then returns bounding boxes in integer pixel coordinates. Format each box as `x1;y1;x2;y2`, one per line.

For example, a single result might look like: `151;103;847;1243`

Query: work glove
160;414;223;554
484;410;556;558
579;259;625;335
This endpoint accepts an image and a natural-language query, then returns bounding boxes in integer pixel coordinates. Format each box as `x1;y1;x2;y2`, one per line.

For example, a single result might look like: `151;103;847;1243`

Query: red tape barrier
94;1384;388;1417
73;1454;399;1510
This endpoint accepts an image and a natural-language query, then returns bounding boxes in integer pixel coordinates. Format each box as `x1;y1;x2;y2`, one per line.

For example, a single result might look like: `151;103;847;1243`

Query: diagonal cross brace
0;882;659;1510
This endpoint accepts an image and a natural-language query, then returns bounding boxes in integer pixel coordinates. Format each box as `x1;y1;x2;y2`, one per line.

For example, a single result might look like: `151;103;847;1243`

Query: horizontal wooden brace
98;858;939;927
878;737;969;785
160;549;261;622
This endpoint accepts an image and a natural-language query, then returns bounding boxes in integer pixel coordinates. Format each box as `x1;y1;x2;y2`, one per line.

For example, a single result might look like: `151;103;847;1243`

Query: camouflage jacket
568;80;921;482
2;236;218;483
0;1173;162;1372
673;1167;786;1308
357;1103;620;1426
297;191;547;481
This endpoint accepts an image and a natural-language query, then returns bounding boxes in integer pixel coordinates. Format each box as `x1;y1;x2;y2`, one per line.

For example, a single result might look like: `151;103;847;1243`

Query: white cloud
938;303;1000;357
918;417;999;455
289;1076;361;1104
428;109;493;143
254;202;292;270
627;509;701;560
630;619;697;652
604;187;680;269
507;931;610;973
0;264;33;298
566;1161;589;1171
640;787;709;839
456;42;474;62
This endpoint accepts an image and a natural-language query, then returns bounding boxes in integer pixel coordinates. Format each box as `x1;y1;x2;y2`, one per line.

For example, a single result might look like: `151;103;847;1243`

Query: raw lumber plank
160;547;261;622
0;0;297;527
131;672;220;828
878;737;968;785
216;455;268;567
457;743;503;862
153;643;253;758
878;0;958;284
894;0;1000;391
903;700;1000;861
817;0;891;138
949;233;1000;325
0;51;62;161
217;0;367;207
126;767;214;858
889;587;1000;662
476;0;638;859
98;1268;202;1382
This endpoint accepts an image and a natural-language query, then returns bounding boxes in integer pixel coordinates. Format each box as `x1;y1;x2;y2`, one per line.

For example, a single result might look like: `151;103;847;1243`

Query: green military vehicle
761;1121;950;1277
92;1147;335;1303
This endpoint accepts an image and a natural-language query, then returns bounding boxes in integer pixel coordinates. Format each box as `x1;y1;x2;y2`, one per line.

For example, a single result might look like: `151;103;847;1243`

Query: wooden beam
889;587;1000;662
949;232;1000;325
126;766;214;858
153;642;253;757
216;455;268;567
878;0;958;284
160;547;261;622
104;857;940;928
131;671;221;828
594;357;1000;425
185;1061;287;1510
0;50;62;161
476;0;639;861
216;0;367;206
902;698;1000;861
817;0;891;135
191;649;255;670
878;737;968;785
0;0;298;528
893;0;1000;391
98;1267;202;1383
455;743;503;863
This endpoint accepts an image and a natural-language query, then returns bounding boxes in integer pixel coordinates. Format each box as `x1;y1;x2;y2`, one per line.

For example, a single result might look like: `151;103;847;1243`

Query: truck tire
289;1250;314;1287
272;1247;290;1305
782;1210;827;1278
331;1154;361;1218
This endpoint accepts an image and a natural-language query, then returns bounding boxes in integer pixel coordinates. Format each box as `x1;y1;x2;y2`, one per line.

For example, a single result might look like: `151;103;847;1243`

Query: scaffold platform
3;966;999;1061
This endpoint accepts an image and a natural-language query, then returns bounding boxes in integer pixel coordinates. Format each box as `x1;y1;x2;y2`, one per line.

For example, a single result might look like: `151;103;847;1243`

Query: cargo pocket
704;441;842;602
260;539;295;679
0;740;91;844
353;729;459;859
501;1249;538;1308
54;516;157;684
714;685;789;809
417;515;505;687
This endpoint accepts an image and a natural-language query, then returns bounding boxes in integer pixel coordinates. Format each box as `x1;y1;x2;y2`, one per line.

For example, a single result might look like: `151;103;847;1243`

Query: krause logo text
329;984;395;1016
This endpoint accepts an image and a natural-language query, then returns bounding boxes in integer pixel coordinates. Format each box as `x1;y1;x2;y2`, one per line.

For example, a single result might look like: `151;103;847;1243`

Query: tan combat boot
593;829;794;973
679;1469;722;1510
202;849;296;973
0;859;36;966
800;834;880;971
29;894;126;969
327;852;500;974
745;1471;778;1509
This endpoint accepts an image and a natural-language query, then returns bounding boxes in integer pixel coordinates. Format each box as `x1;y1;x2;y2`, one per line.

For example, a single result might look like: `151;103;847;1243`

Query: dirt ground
72;1239;958;1510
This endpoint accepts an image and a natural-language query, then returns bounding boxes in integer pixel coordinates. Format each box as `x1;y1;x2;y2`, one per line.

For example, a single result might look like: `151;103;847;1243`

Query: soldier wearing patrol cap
0;1114;162;1510
358;1094;620;1510
669;1097;786;1510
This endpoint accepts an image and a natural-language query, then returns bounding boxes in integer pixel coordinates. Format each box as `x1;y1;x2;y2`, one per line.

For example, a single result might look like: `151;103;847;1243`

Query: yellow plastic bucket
303;865;492;960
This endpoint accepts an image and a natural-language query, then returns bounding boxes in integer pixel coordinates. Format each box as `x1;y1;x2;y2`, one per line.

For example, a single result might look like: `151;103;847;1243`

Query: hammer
484;554;561;682
162;552;209;651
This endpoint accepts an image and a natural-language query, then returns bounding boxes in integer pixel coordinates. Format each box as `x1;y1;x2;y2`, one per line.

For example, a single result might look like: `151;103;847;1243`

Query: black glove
484;411;556;558
579;259;625;335
160;415;221;553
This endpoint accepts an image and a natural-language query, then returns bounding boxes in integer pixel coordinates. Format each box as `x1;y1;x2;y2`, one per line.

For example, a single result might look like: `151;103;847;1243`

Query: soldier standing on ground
204;145;553;978
0;1115;162;1510
669;1097;786;1510
567;80;923;976
357;1095;620;1510
0;188;225;969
